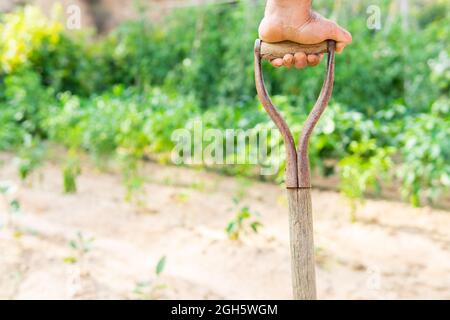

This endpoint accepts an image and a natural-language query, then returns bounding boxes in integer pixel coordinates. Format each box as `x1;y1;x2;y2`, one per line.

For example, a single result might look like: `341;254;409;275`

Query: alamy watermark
367;5;382;30
66;4;81;30
171;120;282;176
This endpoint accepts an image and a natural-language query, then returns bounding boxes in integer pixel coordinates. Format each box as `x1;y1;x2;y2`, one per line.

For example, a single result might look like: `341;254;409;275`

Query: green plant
0;181;22;234
63;152;80;194
226;200;262;240
133;255;167;300
155;255;166;276
0;182;20;211
0;6;62;73
339;139;394;221
17;135;45;180
174;192;189;203
397;113;450;206
63;232;95;264
0;2;448;210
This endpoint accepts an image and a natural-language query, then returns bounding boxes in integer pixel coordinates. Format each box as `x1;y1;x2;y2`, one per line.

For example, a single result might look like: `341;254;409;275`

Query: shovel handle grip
260;40;328;60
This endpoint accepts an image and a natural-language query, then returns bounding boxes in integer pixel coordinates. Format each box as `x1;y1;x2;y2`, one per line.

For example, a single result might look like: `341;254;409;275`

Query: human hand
259;4;352;68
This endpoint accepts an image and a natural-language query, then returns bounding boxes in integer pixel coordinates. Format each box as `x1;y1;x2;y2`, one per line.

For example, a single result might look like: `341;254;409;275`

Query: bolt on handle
254;39;336;188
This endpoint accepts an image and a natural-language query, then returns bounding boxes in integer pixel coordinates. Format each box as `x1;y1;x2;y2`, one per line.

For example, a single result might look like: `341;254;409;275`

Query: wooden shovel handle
260;40;329;60
255;39;337;301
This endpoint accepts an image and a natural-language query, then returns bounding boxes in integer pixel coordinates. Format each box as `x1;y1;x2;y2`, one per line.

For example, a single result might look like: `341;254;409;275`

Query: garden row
0;1;448;208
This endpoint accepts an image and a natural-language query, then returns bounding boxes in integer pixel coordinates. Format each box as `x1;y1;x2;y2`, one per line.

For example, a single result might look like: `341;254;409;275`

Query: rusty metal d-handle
254;39;336;300
254;39;336;188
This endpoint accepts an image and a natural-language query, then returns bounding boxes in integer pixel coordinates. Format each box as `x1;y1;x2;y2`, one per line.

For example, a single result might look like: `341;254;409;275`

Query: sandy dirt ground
0;153;449;300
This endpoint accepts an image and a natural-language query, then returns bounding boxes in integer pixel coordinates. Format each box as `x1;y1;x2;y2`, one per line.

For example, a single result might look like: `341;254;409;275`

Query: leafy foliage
0;2;448;210
339;139;394;221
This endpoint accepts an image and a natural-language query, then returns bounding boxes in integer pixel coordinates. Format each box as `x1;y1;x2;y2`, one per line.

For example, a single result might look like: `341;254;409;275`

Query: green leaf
226;221;236;234
238;207;251;220
69;240;78;249
155;255;166;276
9;199;21;213
250;221;262;233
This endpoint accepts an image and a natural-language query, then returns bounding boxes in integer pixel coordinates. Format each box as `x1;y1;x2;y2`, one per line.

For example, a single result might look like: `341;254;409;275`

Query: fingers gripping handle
259;40;329;61
254;39;336;189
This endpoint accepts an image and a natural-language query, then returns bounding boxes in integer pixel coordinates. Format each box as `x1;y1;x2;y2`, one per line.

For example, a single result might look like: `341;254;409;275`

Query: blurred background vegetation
0;0;448;209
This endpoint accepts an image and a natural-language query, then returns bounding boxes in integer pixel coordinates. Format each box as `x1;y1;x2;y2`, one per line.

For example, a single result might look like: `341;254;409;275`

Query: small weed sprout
63;232;96;298
63;231;95;265
133;255;167;300
174;192;189;203
226;198;262;240
63;151;81;194
0;181;22;235
17;135;45;181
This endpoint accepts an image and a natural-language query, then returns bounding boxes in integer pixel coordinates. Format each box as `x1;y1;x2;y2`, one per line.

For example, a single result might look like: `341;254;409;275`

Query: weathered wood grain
287;188;317;300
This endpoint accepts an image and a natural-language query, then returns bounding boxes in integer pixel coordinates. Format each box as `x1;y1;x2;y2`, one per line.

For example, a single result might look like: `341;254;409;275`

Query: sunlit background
0;0;448;299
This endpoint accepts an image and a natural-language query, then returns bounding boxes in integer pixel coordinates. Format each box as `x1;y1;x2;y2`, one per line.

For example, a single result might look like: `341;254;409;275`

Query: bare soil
0;153;449;299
